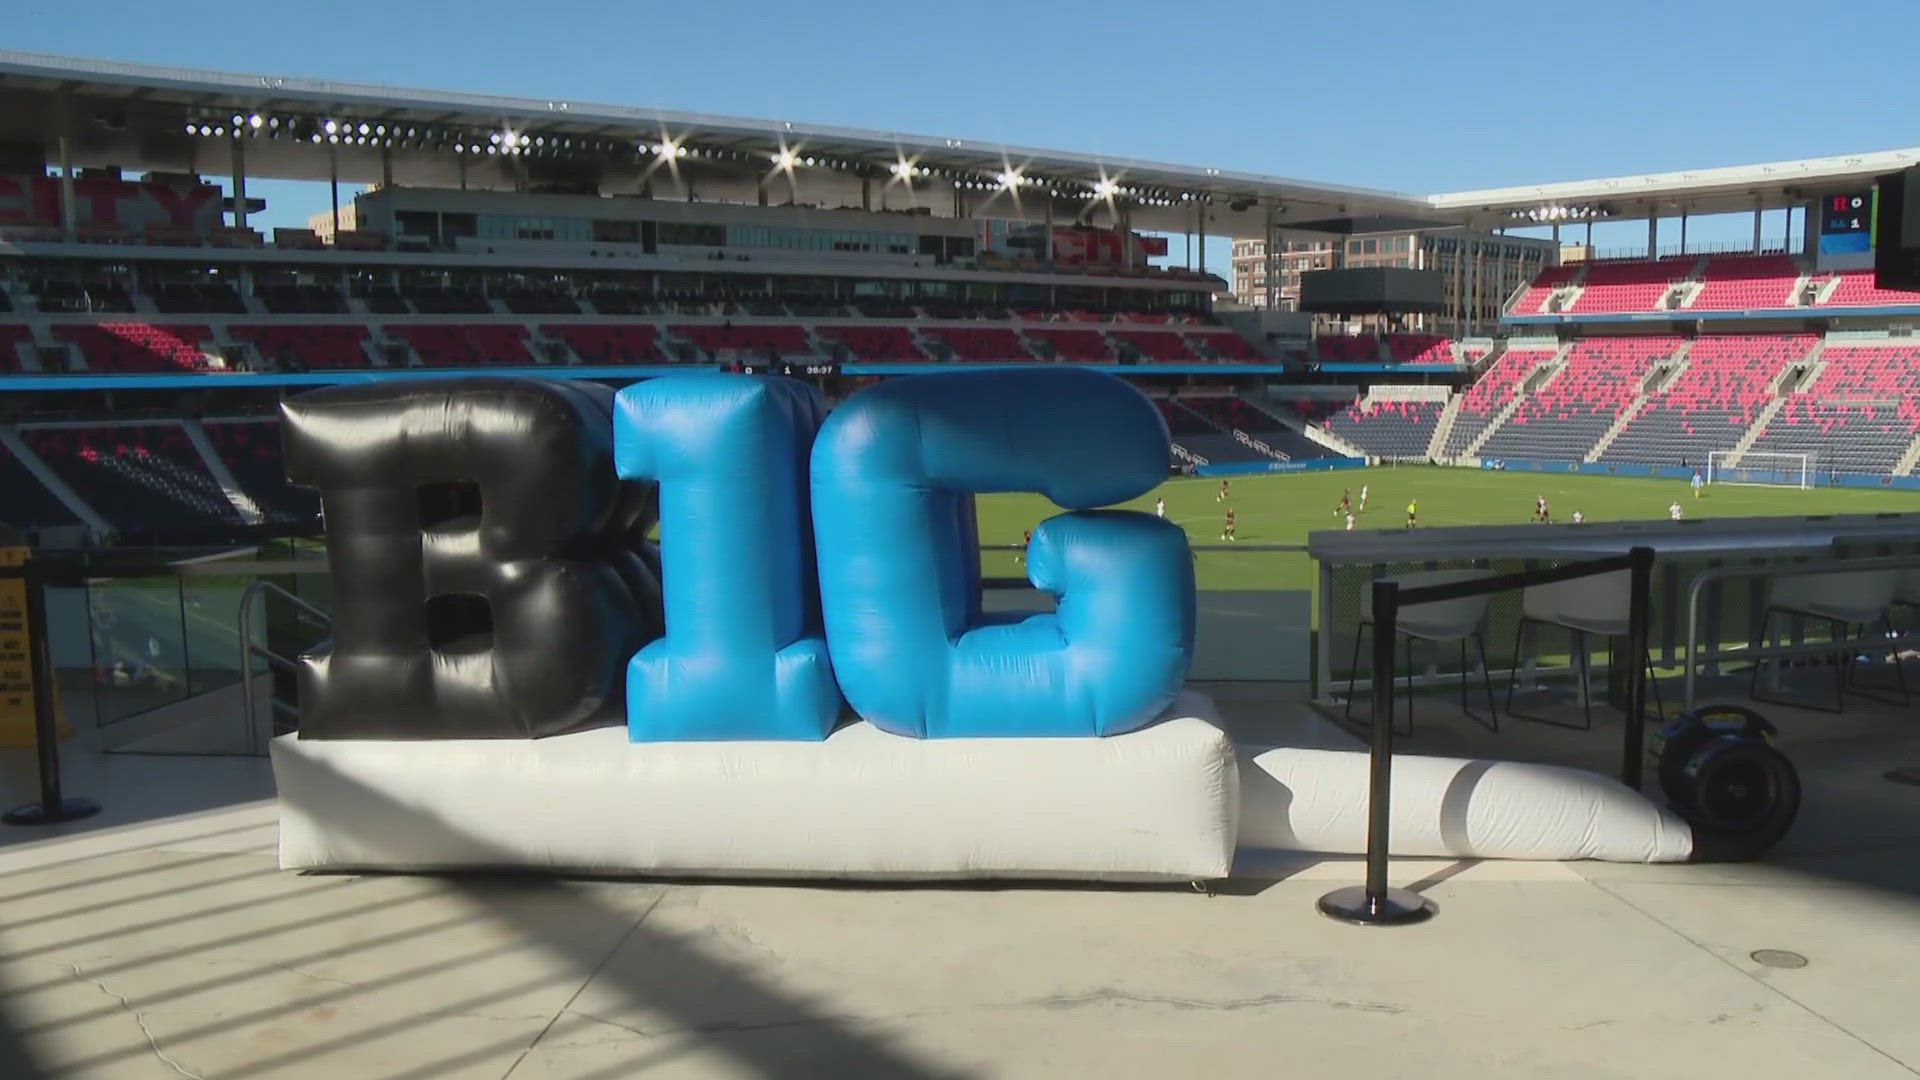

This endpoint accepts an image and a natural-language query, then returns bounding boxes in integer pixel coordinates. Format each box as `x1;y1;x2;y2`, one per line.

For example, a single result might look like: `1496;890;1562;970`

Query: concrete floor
0;680;1916;1079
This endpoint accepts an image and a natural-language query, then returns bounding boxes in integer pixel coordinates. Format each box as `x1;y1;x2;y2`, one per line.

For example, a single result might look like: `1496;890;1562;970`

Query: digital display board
1819;191;1874;257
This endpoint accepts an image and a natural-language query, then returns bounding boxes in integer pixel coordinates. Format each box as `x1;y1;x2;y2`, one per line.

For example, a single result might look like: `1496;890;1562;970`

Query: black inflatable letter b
282;379;662;739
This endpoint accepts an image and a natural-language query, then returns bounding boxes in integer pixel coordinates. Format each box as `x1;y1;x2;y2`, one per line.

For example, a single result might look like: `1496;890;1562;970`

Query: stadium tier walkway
0;681;1915;1079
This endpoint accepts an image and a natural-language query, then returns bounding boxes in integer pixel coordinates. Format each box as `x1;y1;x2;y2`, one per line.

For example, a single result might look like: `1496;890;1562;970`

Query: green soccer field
975;465;1920;592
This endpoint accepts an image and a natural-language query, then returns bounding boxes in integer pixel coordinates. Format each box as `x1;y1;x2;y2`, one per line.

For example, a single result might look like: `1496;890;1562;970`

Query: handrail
237;578;330;756
1682;552;1920;711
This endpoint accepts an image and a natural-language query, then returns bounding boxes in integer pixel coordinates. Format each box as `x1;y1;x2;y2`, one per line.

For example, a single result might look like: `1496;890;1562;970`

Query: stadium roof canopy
0;49;1913;239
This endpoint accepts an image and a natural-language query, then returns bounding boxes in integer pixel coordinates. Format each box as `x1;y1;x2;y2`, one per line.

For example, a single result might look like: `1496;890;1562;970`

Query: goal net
1707;450;1813;489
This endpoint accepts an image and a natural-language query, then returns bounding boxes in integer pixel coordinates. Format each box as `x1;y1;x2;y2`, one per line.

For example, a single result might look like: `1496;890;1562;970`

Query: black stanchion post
5;558;100;826
1621;545;1655;790
1318;579;1434;926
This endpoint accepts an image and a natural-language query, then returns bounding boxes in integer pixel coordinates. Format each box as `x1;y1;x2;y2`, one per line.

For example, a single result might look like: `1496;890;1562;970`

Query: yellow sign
0;547;68;746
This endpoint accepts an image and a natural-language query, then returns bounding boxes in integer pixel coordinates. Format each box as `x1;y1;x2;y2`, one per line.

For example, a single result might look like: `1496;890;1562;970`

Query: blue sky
13;0;1919;258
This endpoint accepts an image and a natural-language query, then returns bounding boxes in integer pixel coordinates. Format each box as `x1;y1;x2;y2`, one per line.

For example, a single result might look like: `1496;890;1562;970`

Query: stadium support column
1679;209;1688;255
457;155;467;191
328;143;340;240
381;145;393;192
1264;204;1278;310
56;136;77;243
757;176;768;207
1752;196;1763;253
231;138;248;231
861;174;871;212
1197;202;1207;277
1647;213;1658;258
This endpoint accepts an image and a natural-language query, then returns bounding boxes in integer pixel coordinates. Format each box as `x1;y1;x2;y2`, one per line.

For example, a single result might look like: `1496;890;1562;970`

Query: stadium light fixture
1092;178;1118;199
324;120;338;135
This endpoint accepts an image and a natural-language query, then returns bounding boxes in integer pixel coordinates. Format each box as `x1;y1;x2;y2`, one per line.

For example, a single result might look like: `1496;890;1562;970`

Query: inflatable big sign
282;369;1196;743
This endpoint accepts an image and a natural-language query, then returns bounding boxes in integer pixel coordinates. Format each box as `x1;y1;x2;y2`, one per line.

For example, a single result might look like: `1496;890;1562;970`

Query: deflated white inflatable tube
1237;745;1693;863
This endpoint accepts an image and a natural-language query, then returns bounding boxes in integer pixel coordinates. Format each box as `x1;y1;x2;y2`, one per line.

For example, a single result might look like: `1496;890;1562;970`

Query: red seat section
931;327;1031;362
229;324;372;369
54;324;215;372
541;323;664;364
1384;335;1452;363
0;325;32;371
671;323;811;358
1441;349;1547;457
1026;328;1115;362
1747;344;1920;474
819;325;927;361
1187;331;1263;361
1508;264;1580;315
1478;337;1681;460
1567;260;1691;313
1602;335;1815;467
1820;273;1920;308
1315;335;1378;362
1111;330;1202;362
386;324;533;367
1689;256;1800;311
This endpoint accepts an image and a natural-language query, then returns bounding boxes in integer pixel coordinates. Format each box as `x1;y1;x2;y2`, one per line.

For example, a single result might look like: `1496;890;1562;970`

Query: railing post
1622;545;1654;789
1318;579;1434;926
5;558;101;826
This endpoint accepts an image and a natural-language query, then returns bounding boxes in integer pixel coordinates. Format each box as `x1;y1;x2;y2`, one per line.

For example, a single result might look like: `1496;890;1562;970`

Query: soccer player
1222;506;1237;541
1337;487;1351;515
1692;469;1705;499
1155;497;1165;518
1359;484;1369;511
1344;511;1355;531
1534;494;1547;522
1572;509;1585;525
1669;501;1683;521
1017;528;1031;563
1405;499;1418;529
1217;479;1231;502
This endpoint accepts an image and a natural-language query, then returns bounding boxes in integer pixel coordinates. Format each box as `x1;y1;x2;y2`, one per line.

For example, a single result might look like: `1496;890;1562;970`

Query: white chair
1344;568;1497;734
1506;569;1664;731
1750;569;1906;713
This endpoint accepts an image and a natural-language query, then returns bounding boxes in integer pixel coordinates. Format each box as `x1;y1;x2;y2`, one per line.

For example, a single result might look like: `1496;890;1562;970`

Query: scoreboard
1818;191;1874;256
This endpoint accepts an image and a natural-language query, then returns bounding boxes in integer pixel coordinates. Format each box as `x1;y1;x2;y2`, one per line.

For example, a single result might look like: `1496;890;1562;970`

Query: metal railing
237;578;331;756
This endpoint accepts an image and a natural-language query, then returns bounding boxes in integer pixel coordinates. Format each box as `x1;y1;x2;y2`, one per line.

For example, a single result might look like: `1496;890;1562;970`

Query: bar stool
1751;569;1906;713
1506;569;1665;731
1344;568;1498;735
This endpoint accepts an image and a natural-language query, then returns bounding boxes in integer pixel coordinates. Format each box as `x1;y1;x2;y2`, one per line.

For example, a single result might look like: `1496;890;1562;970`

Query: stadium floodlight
773;148;796;170
324;120;338;134
1092;179;1118;199
251;114;264;129
998;170;1020;189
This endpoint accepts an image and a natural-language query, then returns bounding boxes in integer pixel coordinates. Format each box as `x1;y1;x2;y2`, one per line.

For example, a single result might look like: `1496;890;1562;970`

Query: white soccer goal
1707;450;1813;489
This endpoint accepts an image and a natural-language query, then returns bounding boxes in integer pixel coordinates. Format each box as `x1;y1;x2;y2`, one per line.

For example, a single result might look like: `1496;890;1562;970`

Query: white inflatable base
1237;746;1693;863
273;690;1240;882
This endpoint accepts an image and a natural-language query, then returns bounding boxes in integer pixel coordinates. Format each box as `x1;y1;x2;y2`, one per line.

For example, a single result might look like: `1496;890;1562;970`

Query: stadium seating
33;279;135;313
0;325;32;372
819;325;927;362
404;285;492;314
1602;335;1814;468
498;286;581;316
1026;327;1116;362
0;441;80;530
1384;335;1452;364
1187;330;1263;361
55;324;216;372
1508;265;1580;315
1176;397;1332;460
254;282;349;314
541;324;665;364
1111;330;1202;362
202;420;321;524
22;424;242;534
1315;335;1379;362
1477;337;1680;461
229;324;373;370
1565;259;1691;314
385;324;534;367
152;281;247;314
1441;348;1549;457
1688;256;1800;311
928;326;1032;362
1820;273;1920;308
1744;345;1920;475
671;323;812;359
1325;399;1444;458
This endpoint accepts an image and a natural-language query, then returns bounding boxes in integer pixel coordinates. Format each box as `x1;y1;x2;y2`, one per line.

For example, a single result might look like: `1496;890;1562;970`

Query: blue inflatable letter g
810;368;1195;738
